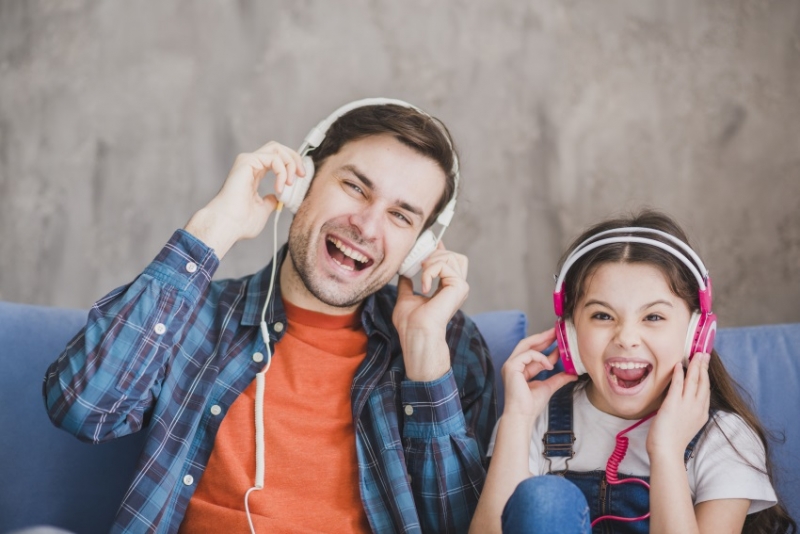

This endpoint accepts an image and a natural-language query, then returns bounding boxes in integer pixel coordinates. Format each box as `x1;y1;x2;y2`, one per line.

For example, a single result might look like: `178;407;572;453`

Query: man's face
286;134;446;310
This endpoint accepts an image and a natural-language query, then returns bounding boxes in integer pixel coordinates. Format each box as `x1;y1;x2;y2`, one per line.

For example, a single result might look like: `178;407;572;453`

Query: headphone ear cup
397;229;437;277
684;311;717;365
556;318;586;375
277;155;315;213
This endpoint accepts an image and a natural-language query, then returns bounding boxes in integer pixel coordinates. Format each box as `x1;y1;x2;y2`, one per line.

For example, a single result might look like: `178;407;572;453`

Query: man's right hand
184;141;306;259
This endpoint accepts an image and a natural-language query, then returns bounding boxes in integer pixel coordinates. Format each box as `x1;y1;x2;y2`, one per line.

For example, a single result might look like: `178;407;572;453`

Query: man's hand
646;353;711;459
392;242;469;382
184;141;306;259
501;329;578;419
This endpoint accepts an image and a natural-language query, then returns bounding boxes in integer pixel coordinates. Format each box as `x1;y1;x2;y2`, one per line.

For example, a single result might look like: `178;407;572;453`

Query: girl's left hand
646;352;711;459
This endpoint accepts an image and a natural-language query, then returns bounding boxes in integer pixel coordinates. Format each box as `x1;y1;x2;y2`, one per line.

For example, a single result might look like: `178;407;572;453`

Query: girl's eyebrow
583;299;674;311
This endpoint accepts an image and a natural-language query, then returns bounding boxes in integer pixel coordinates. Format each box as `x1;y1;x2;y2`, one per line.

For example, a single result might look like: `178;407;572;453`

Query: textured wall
1;0;799;332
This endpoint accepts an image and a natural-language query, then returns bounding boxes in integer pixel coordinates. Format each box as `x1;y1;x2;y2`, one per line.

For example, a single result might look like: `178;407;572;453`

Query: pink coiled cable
590;411;657;528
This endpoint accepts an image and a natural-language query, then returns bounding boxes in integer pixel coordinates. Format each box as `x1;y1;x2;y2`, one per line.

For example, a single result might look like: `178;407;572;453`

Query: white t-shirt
488;387;777;514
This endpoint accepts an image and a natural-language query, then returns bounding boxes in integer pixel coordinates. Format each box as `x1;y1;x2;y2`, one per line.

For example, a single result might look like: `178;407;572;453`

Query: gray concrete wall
1;0;798;332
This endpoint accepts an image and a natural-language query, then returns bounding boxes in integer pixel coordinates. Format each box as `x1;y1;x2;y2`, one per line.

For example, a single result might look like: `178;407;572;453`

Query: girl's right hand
501;328;578;418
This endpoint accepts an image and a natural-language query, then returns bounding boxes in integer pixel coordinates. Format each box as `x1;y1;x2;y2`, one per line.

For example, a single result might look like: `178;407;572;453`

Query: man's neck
279;251;363;316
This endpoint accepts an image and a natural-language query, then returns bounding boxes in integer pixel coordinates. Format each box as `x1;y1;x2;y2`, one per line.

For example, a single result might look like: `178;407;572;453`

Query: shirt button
210;405;222;416
253;352;264;363
404;405;414;416
154;323;166;335
186;262;198;273
273;322;284;333
408;474;413;484
183;474;194;486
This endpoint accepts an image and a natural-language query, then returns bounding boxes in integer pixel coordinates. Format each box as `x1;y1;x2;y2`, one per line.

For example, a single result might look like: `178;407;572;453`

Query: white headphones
277;97;460;277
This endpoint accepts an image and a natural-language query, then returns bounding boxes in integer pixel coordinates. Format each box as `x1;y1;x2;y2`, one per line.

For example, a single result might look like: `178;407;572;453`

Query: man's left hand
392;242;469;382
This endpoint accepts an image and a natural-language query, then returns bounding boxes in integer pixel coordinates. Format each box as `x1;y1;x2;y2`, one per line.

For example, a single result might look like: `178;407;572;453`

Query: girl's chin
586;382;661;420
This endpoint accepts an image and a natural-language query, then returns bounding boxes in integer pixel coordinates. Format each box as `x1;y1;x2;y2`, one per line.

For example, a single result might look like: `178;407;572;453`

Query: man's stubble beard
287;215;392;309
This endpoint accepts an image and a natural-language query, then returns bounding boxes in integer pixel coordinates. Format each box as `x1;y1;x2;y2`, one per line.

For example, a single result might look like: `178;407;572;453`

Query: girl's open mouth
607;361;653;389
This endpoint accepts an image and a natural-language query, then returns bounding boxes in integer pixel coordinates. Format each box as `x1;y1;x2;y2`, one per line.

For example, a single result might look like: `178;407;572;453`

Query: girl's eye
645;314;665;322
591;312;612;321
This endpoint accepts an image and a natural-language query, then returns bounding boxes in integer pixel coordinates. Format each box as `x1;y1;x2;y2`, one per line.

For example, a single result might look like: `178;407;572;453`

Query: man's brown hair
309;103;459;230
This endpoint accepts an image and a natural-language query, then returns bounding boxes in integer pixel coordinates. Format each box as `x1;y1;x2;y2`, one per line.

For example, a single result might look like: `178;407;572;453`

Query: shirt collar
240;244;393;340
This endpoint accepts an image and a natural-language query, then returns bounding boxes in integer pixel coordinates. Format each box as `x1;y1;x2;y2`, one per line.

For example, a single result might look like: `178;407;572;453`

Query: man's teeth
328;237;368;264
609;362;649;370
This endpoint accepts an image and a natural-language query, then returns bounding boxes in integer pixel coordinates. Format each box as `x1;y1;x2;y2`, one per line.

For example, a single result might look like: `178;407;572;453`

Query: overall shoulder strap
543;382;577;458
684;408;718;466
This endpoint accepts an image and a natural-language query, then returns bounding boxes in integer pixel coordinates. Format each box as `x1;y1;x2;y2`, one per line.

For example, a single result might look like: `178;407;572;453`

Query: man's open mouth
326;236;374;272
607;361;653;389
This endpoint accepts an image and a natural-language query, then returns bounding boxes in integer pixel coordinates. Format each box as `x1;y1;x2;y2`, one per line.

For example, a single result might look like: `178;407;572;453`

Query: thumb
262;193;279;212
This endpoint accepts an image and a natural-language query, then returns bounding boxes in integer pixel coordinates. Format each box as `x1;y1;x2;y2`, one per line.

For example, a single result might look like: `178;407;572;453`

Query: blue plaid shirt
44;230;496;533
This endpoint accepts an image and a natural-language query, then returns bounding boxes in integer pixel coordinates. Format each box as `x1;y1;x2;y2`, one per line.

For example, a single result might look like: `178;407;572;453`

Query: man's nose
349;205;382;241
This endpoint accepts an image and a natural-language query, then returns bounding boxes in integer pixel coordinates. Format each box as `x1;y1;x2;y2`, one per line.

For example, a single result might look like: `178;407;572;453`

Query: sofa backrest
0;302;146;534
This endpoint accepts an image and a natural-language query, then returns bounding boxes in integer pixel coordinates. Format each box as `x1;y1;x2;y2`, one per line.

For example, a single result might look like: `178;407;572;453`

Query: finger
519;350;555;375
696;353;711;402
420;257;463;294
503;349;553;383
274;146;298;186
684;353;704;397
667;362;684;403
511;329;558;357
531;372;579;399
260;193;279;214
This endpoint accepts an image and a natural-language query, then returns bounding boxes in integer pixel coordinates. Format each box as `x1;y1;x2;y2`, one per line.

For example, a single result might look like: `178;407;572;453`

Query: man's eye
392;212;411;225
346;182;364;196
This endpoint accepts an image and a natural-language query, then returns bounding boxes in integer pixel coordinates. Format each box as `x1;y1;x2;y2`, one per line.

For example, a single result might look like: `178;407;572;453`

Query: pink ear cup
556;318;586;375
683;311;718;365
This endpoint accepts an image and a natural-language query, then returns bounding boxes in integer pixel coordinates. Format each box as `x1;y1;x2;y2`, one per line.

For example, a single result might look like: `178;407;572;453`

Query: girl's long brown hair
558;209;796;533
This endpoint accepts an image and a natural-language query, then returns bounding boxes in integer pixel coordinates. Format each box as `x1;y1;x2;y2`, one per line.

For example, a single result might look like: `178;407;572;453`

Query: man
44;100;495;533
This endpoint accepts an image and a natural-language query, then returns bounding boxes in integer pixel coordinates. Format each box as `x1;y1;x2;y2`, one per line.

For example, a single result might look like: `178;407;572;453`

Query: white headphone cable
244;201;283;534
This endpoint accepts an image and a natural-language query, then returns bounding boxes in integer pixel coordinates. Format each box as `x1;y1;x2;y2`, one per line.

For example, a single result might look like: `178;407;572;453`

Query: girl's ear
557;318;587;376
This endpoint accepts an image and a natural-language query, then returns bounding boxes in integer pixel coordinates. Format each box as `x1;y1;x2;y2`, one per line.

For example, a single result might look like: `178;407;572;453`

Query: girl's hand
646;352;711;459
501;328;578;419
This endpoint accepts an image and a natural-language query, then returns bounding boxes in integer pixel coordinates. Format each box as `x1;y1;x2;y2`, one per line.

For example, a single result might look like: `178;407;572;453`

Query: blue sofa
1;301;797;532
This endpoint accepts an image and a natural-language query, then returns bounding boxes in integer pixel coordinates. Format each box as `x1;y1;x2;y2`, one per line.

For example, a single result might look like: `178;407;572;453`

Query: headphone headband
553;229;713;316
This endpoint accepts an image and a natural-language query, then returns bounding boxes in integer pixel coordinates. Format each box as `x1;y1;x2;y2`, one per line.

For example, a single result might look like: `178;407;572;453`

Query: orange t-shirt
180;299;370;533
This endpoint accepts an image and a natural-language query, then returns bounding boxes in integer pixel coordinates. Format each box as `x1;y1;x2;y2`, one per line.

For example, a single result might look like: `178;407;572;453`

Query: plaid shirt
44;230;496;533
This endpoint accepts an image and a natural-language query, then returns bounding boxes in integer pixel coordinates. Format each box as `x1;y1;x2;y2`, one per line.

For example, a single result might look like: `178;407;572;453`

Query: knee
501;476;588;532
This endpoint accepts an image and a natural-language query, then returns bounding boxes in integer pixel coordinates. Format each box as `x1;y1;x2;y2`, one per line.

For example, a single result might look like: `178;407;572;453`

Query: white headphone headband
555;233;709;293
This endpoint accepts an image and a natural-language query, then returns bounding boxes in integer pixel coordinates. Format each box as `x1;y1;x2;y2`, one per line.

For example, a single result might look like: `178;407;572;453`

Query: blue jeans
502;476;591;534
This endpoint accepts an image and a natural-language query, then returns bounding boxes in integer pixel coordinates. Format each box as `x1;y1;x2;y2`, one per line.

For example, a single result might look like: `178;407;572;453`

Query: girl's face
573;262;692;420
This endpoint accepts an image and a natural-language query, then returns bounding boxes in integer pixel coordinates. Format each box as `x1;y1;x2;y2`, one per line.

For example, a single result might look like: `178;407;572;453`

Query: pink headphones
553;227;717;375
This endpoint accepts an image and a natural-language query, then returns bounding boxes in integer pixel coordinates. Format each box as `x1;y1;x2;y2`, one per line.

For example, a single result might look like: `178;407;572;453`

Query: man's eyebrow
340;164;425;220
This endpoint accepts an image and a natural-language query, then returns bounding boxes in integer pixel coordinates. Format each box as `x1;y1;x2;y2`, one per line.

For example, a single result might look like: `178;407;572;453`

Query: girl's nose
614;321;642;350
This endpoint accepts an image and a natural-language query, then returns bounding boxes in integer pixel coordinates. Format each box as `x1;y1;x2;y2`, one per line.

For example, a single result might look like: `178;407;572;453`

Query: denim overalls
542;383;708;534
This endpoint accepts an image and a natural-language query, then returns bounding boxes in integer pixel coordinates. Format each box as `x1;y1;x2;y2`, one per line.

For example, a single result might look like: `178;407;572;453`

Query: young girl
471;210;796;534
